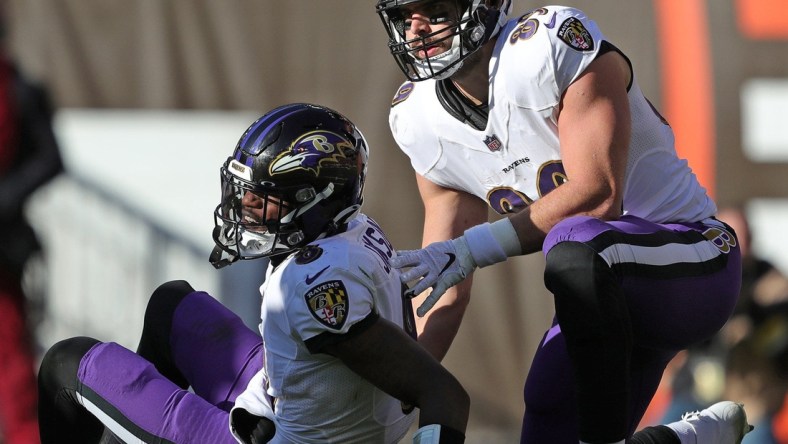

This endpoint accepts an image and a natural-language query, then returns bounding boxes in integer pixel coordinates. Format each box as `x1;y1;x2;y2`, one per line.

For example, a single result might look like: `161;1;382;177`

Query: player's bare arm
508;50;633;255
412;173;486;359
324;315;469;435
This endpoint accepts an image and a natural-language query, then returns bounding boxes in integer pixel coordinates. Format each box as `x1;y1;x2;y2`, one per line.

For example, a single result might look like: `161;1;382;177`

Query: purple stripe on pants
77;291;263;443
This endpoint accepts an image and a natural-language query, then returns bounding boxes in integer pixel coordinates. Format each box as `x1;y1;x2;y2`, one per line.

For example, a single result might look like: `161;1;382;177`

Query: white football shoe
676;401;753;444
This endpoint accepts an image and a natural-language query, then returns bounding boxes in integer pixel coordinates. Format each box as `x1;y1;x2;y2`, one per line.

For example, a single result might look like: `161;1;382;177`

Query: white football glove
391;219;522;317
392;236;477;317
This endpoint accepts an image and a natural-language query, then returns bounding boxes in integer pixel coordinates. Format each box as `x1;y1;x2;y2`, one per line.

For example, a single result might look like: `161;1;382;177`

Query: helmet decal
269;130;352;176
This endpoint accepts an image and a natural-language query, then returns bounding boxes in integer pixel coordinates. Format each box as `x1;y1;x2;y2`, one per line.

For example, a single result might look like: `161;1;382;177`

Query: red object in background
0;271;40;444
654;0;716;199
773;391;788;444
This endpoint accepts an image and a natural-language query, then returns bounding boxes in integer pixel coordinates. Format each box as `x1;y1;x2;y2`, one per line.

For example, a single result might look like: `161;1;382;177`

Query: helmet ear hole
286;232;305;246
295;188;316;203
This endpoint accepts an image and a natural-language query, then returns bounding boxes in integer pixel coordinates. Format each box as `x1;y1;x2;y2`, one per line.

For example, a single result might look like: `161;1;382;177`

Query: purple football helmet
210;103;369;268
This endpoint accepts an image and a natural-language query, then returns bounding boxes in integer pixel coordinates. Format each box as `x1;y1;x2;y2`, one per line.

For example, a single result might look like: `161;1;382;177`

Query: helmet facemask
211;165;307;266
377;0;512;81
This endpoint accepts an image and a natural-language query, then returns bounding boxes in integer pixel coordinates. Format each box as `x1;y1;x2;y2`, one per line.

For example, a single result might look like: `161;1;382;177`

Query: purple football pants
520;215;741;444
77;291;262;443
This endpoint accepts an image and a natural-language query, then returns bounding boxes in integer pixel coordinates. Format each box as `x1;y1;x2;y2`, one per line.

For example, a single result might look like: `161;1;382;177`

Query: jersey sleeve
388;80;443;178
284;265;377;353
545;7;607;93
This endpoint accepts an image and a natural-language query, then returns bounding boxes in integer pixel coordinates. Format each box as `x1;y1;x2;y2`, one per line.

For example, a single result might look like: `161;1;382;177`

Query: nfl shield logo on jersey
484;134;503;152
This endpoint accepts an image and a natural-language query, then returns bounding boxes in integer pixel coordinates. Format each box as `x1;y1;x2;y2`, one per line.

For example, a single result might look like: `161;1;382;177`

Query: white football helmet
377;0;512;81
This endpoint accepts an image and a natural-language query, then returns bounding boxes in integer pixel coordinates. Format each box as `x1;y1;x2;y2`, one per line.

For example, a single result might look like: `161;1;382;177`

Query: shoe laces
680;410;702;421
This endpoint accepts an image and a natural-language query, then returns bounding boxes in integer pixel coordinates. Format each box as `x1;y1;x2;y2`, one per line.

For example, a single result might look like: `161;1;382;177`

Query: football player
37;103;469;443
376;1;751;443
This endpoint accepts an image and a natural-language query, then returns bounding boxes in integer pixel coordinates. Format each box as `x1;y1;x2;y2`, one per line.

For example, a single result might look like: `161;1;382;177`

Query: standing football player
37;103;469;443
376;1;751;443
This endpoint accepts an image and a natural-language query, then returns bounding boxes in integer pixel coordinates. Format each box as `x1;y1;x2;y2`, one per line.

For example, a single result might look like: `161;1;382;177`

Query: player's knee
544;241;602;300
39;337;100;395
545;242;615;318
150;280;195;304
545;241;627;333
145;280;195;322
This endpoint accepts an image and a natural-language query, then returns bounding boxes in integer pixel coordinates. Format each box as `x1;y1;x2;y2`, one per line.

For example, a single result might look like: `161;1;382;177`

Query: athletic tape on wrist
489;217;521;256
413;424;440;444
412;424;465;444
463;218;520;268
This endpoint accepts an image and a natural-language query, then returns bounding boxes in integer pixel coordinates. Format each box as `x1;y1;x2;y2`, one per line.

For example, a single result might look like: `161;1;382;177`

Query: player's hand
231;408;275;443
391;236;477;316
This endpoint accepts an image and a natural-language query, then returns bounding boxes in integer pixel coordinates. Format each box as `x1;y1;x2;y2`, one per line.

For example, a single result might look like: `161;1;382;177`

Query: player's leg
521;327;750;444
38;336;241;444
37;339;144;443
521;226;642;443
542;238;633;443
613;219;741;438
521;320;578;444
38;281;266;443
629;425;680;444
521;326;679;444
135;279;193;388
136;280;264;409
535;215;741;443
38;336;105;443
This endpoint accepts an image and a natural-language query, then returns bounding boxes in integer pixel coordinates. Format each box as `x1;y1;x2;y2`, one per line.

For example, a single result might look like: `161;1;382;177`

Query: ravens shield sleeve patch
304;280;349;330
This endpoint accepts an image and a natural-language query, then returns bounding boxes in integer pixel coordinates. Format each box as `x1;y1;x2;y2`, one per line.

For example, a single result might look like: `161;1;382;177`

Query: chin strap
469;0;511;44
313;204;362;242
281;183;335;225
333;204;361;226
209;244;239;269
209;225;240;269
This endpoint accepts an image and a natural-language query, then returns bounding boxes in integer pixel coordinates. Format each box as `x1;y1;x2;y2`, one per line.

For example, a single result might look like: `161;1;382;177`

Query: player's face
240;191;290;232
399;0;459;60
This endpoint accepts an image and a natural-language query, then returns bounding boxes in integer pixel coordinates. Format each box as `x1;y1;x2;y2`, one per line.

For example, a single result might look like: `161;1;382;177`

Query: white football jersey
238;213;416;444
388;5;716;223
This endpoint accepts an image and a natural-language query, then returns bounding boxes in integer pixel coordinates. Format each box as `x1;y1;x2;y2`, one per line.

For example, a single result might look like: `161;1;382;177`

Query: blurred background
1;0;787;443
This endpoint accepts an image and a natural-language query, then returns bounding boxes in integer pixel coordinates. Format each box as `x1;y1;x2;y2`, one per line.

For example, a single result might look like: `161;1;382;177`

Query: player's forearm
508;180;621;255
415;283;471;361
416;387;469;433
411;371;469;444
